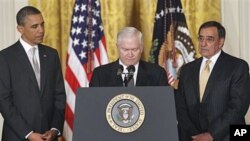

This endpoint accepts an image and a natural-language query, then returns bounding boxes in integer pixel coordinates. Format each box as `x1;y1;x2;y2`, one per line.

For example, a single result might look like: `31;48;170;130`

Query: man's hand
42;130;58;141
28;132;44;141
192;132;214;141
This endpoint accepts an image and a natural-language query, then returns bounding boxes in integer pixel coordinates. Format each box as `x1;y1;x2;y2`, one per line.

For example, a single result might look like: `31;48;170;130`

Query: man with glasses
175;21;250;141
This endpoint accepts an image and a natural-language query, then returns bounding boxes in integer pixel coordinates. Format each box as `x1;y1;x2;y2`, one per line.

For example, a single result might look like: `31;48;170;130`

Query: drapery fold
28;0;220;67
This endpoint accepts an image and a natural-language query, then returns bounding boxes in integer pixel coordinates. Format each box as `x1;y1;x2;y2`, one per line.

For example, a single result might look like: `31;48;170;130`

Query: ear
140;45;144;52
17;25;24;34
219;38;225;48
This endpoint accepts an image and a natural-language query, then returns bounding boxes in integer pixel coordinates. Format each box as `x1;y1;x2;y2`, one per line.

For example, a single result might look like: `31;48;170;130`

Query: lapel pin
43;54;47;57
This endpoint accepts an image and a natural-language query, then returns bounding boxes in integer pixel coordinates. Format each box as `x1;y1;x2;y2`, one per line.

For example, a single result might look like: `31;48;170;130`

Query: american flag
149;0;196;87
63;0;108;140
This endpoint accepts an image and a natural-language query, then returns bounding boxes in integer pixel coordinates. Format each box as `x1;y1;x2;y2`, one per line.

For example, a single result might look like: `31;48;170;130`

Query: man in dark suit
0;6;66;141
89;27;168;87
175;21;250;141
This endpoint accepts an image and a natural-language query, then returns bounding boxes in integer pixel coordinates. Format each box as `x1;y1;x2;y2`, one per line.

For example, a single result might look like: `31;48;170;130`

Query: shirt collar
118;60;139;73
201;50;221;71
202;50;221;64
19;37;38;53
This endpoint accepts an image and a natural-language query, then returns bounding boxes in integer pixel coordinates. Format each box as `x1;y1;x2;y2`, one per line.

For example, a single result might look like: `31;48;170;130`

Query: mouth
37;36;44;40
200;48;208;51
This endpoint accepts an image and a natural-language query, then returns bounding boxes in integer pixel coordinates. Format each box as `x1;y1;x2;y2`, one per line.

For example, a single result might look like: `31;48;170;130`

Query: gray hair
117;27;143;46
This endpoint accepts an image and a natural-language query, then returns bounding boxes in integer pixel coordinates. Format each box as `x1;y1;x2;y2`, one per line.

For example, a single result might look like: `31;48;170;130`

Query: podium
73;86;179;141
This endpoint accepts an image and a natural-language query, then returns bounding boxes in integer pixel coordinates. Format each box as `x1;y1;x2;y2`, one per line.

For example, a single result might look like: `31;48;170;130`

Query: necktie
29;48;40;88
127;75;134;87
124;74;134;87
199;60;211;101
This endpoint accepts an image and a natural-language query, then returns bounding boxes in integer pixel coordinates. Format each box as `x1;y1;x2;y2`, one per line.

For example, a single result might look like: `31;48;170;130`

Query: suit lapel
39;45;47;94
14;42;40;90
194;59;202;102
136;61;146;86
201;52;225;102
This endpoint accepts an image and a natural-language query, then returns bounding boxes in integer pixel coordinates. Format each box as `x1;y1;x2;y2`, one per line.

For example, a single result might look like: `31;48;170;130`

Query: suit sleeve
208;61;250;140
158;67;169;86
51;51;66;134
0;53;33;138
175;68;200;141
89;68;100;87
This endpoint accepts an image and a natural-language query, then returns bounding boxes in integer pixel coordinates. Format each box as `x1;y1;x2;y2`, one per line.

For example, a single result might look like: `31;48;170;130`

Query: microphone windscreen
117;65;124;75
127;65;135;74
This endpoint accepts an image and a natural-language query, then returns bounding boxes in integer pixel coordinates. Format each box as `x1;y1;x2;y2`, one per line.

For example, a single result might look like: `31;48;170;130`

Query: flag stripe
64;0;108;140
167;71;175;85
63;121;73;141
99;37;109;64
65;81;76;114
64;100;75;130
67;43;89;87
65;66;80;93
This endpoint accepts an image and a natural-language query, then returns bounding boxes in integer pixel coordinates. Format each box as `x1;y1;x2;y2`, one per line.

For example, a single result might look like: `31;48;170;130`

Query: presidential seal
106;94;145;133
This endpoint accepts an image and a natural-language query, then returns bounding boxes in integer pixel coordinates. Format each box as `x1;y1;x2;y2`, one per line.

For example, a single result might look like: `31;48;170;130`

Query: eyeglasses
198;36;216;44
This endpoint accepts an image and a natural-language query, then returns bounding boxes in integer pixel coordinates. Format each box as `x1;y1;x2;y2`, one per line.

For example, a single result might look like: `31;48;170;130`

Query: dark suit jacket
175;51;250;141
89;60;169;86
0;41;66;141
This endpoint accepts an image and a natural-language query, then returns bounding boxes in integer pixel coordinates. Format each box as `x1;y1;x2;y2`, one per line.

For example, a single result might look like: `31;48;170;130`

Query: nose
128;50;134;57
38;24;45;33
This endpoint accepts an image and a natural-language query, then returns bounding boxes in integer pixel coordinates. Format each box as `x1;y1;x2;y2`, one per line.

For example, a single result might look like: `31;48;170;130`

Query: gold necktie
199;60;211;101
30;48;40;88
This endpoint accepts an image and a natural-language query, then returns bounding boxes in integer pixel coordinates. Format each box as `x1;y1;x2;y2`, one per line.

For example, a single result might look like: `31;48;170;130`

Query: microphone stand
124;74;129;87
117;65;135;87
123;73;132;87
124;65;135;87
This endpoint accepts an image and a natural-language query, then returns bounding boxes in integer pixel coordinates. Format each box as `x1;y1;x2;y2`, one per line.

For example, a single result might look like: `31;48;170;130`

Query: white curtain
222;0;250;66
0;0;28;139
221;0;250;124
0;0;27;49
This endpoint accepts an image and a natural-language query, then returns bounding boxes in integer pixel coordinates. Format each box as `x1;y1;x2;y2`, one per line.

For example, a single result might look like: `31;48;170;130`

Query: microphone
127;65;135;76
117;65;124;76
